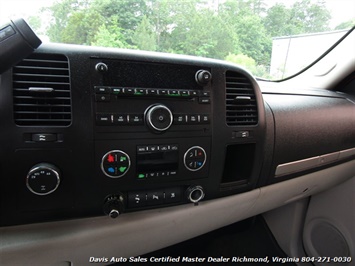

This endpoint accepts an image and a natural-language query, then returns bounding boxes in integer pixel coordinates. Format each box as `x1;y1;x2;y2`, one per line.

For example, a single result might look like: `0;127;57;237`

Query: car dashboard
0;42;354;265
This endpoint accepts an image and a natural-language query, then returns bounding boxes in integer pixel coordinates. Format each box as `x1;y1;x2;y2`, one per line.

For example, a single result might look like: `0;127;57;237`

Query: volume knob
145;104;173;132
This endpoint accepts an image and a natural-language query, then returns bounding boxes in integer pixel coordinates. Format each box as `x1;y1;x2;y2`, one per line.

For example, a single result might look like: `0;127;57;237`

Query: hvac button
147;191;164;205
164;188;181;203
128;192;146;208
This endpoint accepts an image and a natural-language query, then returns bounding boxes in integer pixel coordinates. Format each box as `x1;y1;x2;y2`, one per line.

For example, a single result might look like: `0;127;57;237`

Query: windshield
1;0;354;80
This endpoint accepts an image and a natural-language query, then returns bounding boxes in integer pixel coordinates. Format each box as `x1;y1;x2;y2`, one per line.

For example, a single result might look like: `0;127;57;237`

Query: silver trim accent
145;104;173;132
183;146;207;172
235;96;251;101
109;209;120;218
28;87;54;92
26;164;60;196
339;147;355;159
275;148;355;177
187;185;205;203
101;150;131;178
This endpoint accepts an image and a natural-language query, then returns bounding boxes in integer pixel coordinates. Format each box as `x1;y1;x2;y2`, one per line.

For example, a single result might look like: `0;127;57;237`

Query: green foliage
131;16;157;51
225;53;256;69
335;19;355;30
91;25;128;48
27;16;42;34
225;53;271;78
42;0;338;78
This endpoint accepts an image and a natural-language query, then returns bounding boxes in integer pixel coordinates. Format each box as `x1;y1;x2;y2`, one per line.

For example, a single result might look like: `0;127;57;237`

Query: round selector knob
103;194;125;218
195;70;212;85
101;150;131;178
26;163;60;196
186;186;205;203
145;104;173;132
184;146;207;171
95;62;108;73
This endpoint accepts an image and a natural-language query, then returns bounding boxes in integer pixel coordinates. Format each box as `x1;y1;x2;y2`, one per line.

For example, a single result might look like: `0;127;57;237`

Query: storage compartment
221;143;255;186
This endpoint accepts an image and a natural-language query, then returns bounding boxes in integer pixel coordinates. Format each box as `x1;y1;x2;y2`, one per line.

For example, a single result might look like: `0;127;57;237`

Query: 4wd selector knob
26;163;60;196
145;104;173;132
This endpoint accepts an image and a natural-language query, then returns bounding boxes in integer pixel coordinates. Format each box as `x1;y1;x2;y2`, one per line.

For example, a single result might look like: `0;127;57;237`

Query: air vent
13;53;71;126
225;71;258;126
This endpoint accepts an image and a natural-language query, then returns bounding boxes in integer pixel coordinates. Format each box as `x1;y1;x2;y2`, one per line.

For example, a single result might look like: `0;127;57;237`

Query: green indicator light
119;166;127;173
168;94;179;97
134;92;142;95
138;174;145;179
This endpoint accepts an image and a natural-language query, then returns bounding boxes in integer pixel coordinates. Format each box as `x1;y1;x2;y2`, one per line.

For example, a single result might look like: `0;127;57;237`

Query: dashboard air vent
225;71;258;126
12;53;71;126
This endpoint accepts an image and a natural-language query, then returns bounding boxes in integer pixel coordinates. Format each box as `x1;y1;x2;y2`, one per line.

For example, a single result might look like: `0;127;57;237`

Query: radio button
201;91;210;97
135;89;146;95
122;88;134;95
174;114;186;124
180;91;190;97
168;90;180;96
159;89;168;95
200;114;210;124
95;94;110;102
147;89;158;95
96;114;112;125
94;86;111;94
128;114;143;125
113;114;128;125
199;97;211;104
188;115;199;124
191;91;199;97
112;87;123;95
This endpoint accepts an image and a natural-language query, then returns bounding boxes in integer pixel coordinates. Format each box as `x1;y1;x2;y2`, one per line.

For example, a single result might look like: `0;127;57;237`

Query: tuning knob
26;163;60;196
195;70;212;85
145;104;173;132
103;194;125;218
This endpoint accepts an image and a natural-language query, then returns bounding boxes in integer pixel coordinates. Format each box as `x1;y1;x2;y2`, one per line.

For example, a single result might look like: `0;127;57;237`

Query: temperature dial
101;150;131;178
26;163;60;196
184;146;206;171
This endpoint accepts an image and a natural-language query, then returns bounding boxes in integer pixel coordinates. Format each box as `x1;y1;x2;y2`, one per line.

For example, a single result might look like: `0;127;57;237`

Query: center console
91;58;213;216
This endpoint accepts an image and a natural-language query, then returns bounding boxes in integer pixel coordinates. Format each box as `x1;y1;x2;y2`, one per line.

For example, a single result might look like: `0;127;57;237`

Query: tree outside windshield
3;0;355;80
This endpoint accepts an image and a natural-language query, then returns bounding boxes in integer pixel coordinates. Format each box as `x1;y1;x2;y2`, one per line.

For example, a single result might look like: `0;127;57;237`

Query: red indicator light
107;154;115;163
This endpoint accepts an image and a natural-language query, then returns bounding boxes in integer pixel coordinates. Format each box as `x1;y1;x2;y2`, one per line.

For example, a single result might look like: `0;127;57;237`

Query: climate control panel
101;150;131;178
